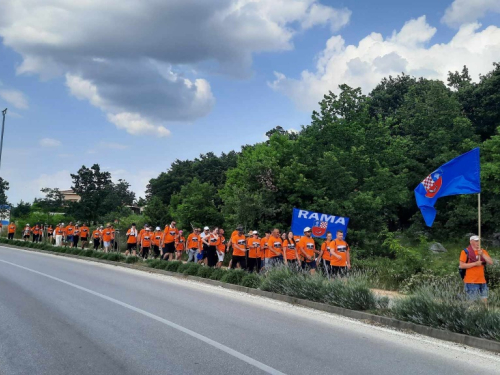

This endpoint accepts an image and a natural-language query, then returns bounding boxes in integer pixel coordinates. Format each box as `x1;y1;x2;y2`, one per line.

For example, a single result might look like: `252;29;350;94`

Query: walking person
101;224;113;253
298;227;317;275
283;231;300;269
163;221;178;261
216;228;226;268
175;230;186;261
31;224;41;243
318;232;333;277
65;222;75;248
203;228;220;267
186;228;201;263
7;222;16;240
73;224;80;248
22;224;30;241
92;227;102;251
47;224;54;244
55;224;64;247
140;227;152;260
80;223;90;249
266;228;282;268
459;235;493;302
152;227;163;259
330;230;351;277
247;231;261;272
230;226;247;269
125;223;138;257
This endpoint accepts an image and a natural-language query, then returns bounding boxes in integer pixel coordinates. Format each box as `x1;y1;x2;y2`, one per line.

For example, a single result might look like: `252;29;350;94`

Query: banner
291;208;349;239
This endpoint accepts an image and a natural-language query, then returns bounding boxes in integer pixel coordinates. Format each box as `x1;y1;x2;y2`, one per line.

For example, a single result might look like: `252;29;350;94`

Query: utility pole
0;108;7;170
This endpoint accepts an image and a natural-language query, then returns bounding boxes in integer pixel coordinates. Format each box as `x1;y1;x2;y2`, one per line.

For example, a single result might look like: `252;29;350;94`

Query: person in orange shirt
330;230;351;277
247;231;262;273
125;223;138;257
163;221;178;261
101;224;113;253
47;225;54;244
283;231;299;268
80;223;90;249
259;230;270;269
186;228;202;263
266;228;283;268
175;230;186;261
298;227;317;274
65;222;75;248
203;227;220;267
318;232;333;277
92;227;102;251
140;227;153;260
55;224;65;247
459;235;493;302
7;222;16;240
73;224;81;248
31;224;41;243
231;226;247;269
152;226;163;259
216;228;226;268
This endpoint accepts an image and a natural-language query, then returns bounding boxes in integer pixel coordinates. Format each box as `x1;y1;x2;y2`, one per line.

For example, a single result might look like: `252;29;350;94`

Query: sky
0;0;499;205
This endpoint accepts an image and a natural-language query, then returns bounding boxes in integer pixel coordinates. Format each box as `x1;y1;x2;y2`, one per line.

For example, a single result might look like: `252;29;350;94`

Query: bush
240;273;262;289
220;269;246;285
154;261;170;270
399;271;461;294
105;253;123;262
165;261;183;272
392;284;500;341
147;259;162;268
323;275;376;310
486;263;500;290
197;266;215;279
260;268;326;302
183;263;202;276
125;256;139;263
209;268;226;280
177;263;191;274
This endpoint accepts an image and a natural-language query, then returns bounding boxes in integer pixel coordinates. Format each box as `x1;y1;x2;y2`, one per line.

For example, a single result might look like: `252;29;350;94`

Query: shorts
231;255;246;269
331;266;348;277
217;251;225;262
80;237;88;242
103;241;111;248
201;249;208;259
66;235;74;242
48;233;53;237
465;283;489;299
152;245;160;256
164;242;175;254
24;235;30;239
302;260;317;270
127;243;137;251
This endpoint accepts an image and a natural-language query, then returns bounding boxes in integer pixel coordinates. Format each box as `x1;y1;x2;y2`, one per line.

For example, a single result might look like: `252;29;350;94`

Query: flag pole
478;193;482;259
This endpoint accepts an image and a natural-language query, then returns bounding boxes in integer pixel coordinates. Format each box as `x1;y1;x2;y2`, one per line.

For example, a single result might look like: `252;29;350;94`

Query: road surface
0;246;499;375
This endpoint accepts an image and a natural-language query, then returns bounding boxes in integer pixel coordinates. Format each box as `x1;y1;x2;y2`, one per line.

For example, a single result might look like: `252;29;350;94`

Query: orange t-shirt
248;237;261;258
65;226;74;235
101;229;113;242
8;224;16;233
208;234;221;247
80;226;89;238
55;227;65;236
126;228;138;244
283;239;297;260
232;234;247;257
321;241;332;262
330;239;349;267
47;226;54;235
187;233;201;250
153;231;163;247
32;226;41;235
260;237;269;260
298;236;316;259
460;248;489;284
176;236;186;251
141;232;152;247
163;226;178;244
92;229;101;239
267;236;283;258
217;235;226;252
74;228;80;237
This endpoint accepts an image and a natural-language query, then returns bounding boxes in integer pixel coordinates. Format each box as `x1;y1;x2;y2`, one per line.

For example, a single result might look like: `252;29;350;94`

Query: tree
143;196;170;228
11;200;31;219
0;177;9;219
34;188;65;223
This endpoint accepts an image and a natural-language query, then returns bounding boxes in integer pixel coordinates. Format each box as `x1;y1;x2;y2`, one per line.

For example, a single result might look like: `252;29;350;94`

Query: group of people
124;222;351;275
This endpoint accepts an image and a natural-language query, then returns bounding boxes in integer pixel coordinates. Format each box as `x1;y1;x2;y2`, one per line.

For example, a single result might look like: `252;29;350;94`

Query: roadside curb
3;243;500;354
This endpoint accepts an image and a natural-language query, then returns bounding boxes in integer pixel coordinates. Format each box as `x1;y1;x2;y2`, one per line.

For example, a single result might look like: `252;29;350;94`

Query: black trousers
8;233;14;240
247;257;261;273
93;239;100;250
207;246;217;267
32;234;39;243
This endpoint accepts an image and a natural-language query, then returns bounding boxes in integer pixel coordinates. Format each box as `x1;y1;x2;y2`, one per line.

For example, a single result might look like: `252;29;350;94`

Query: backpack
459;248;469;280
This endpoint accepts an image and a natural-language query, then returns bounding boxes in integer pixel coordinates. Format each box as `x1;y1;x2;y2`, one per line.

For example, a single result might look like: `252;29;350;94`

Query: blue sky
0;0;499;204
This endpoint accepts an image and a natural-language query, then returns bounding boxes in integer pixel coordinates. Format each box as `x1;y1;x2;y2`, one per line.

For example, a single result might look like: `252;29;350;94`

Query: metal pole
478;193;482;260
0;108;7;170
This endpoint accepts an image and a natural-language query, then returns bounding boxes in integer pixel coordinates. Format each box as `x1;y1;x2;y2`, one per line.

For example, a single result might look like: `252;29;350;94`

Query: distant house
60;189;81;203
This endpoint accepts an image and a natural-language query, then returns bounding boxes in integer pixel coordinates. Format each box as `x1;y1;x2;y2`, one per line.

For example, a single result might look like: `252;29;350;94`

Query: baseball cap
252;230;258;234
204;226;209;230
304;227;312;233
156;226;161;231
236;225;244;231
470;235;480;241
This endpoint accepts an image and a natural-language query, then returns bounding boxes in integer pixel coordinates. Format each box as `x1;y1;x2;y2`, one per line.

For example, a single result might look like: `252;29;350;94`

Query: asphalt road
0;246;499;375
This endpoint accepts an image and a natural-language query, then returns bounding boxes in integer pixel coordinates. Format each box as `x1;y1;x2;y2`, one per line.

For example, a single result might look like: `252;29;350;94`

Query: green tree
0;177;9;219
143;196;170;228
11;200;31;219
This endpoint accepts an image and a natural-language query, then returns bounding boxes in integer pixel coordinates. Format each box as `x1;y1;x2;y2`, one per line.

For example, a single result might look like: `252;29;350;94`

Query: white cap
204;226;209;230
304;227;311;233
252;230;258;234
156;226;161;231
470;235;480;241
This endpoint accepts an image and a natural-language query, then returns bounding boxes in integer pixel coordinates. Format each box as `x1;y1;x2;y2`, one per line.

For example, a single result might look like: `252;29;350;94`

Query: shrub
125;256;139;264
391;284;500;341
209;268;226;280
183;263;202;276
240;273;262;289
486;263;500;290
323;275;376;310
399;271;461;294
260;268;326;302
177;263;191;274
165;261;183;272
197;266;215;279
147;259;162;268
220;269;246;285
154;261;170;270
82;251;94;257
105;253;123;262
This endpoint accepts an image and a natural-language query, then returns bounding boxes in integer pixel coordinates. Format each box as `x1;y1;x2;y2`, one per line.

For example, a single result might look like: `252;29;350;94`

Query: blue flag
414;148;481;227
291;208;349;238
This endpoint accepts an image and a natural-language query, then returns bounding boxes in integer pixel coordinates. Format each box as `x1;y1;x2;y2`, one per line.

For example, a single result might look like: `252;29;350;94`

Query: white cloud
270;16;500;111
442;0;500;28
0;89;28;109
0;0;350;135
39;138;61;147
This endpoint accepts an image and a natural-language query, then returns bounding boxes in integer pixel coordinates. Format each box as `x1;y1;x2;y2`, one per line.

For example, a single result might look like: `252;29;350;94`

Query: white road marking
0;258;287;375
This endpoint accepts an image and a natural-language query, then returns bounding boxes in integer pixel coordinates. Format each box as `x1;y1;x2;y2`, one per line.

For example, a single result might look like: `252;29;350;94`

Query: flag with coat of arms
414;148;481;227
